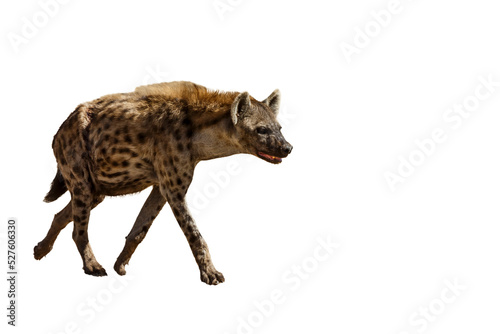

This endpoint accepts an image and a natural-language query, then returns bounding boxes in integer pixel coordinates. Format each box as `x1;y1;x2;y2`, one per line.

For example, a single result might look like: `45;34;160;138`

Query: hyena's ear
262;89;281;116
231;91;251;125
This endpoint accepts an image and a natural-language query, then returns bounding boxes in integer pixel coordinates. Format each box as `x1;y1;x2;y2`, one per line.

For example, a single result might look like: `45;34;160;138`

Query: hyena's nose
282;143;293;155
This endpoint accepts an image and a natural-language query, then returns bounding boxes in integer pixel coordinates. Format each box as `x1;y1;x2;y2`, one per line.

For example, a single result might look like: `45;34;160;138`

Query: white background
1;0;500;333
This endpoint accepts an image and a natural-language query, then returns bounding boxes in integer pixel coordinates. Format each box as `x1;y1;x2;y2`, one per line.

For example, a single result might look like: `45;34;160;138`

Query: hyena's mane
134;81;238;112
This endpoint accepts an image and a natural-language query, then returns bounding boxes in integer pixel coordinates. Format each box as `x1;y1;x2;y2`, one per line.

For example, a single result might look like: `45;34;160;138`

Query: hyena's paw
200;266;225;285
113;261;127;276
34;242;52;260
83;263;108;277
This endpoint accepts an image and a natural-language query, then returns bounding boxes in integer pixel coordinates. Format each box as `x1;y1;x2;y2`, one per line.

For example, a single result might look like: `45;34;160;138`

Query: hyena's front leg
161;184;225;285
114;186;167;275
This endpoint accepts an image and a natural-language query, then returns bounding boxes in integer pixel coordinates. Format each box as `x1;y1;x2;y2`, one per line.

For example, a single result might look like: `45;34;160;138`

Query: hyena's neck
191;114;243;162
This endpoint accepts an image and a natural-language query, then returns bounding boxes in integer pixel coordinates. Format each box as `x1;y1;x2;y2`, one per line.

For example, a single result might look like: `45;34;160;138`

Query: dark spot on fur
137;133;146;143
74;199;86;208
115;129;121;136
101;148;107;155
176;177;182;185
73;187;83;196
138;96;152;103
174;129;181;141
124;135;132;143
142;226;149;233
72;165;82;175
189;234;198;244
122;160;129;167
176;193;182;201
177;143;184;151
135;162;143;168
119;148;131;154
173;208;179;217
102;99;116;110
78;230;84;236
102;171;128;178
182;117;191;127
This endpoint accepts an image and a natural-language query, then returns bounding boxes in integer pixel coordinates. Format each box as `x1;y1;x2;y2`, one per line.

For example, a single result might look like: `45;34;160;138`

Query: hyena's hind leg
34;196;104;260
70;183;107;276
34;201;72;260
114;186;166;275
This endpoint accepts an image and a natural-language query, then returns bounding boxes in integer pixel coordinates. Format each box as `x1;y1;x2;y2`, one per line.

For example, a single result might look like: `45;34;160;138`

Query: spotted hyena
34;81;292;285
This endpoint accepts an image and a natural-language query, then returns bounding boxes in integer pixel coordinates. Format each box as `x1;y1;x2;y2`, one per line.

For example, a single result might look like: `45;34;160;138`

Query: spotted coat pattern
34;81;292;285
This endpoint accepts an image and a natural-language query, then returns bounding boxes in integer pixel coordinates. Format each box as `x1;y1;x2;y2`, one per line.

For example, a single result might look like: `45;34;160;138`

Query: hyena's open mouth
257;151;284;164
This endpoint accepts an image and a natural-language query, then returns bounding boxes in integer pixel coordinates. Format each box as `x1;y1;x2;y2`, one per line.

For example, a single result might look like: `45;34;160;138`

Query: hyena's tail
44;168;67;203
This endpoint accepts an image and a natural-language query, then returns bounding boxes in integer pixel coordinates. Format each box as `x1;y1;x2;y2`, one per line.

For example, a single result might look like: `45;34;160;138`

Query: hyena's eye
256;127;270;135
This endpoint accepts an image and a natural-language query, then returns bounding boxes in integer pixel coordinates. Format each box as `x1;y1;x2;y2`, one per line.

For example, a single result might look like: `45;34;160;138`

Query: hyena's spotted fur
34;81;292;285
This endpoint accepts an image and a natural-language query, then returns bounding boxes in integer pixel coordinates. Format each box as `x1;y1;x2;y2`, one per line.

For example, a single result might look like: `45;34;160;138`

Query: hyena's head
231;89;293;164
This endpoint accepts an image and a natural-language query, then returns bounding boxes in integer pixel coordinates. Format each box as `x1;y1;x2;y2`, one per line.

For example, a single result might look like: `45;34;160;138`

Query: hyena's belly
95;162;158;196
92;144;158;196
